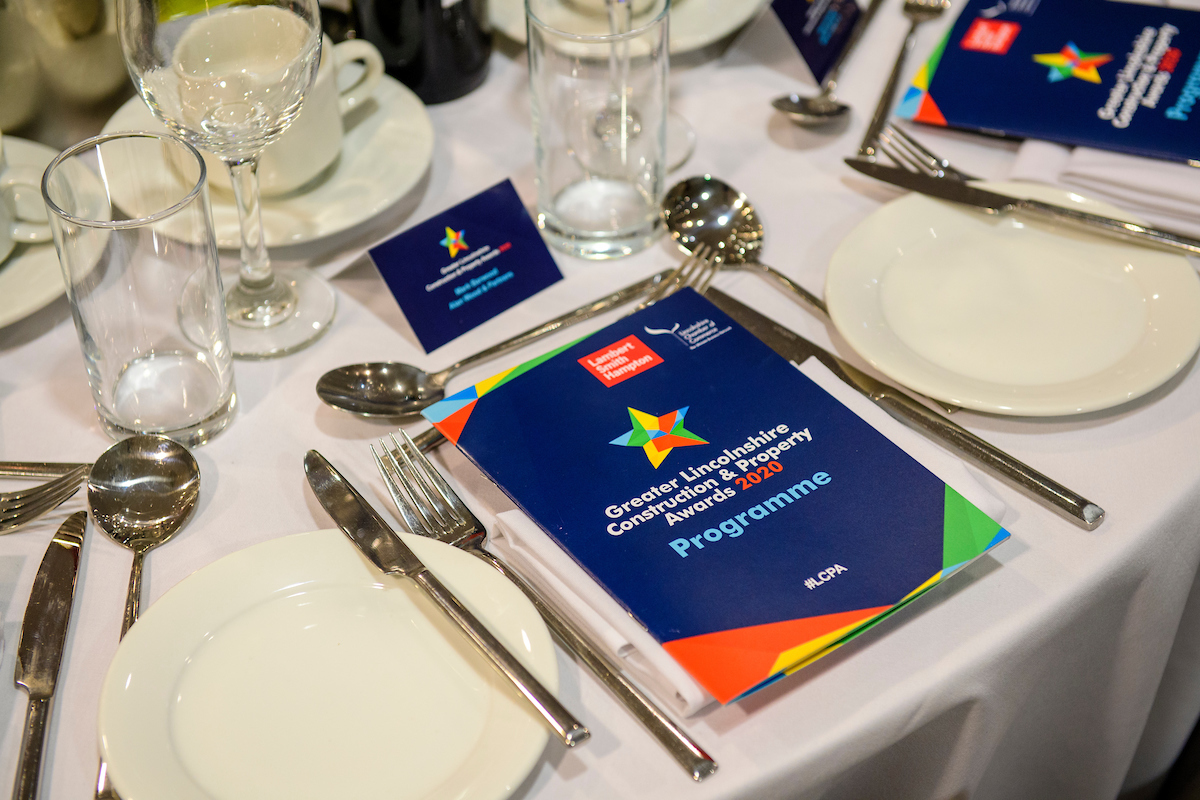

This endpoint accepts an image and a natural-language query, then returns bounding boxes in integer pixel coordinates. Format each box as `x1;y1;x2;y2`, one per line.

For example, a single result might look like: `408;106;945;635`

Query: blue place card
369;179;564;352
773;0;862;85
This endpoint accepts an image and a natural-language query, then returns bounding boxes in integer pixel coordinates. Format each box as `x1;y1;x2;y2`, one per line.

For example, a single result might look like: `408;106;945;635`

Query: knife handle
871;390;1105;529
13;695;50;800
1019;199;1200;258
471;548;718;780
413;567;590;747
0;462;90;479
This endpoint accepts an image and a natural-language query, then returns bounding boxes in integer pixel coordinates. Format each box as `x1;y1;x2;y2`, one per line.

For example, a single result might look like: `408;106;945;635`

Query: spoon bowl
88;434;200;635
316;362;446;420
771;92;850;126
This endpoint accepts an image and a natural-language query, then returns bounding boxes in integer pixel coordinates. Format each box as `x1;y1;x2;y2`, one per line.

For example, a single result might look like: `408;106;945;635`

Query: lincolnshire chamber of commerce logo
1033;42;1113;83
440;227;469;258
610;406;708;468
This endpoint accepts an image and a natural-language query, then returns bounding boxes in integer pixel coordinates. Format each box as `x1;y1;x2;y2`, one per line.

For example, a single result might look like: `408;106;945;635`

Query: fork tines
639;243;719;309
870;122;980;182
0;464;90;534
372;432;483;549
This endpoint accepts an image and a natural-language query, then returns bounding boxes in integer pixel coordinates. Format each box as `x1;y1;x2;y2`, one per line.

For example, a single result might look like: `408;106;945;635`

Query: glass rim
524;0;671;42
41;130;209;230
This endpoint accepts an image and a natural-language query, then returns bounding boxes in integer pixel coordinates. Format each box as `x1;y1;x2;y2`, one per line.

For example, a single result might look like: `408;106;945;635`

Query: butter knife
13;511;87;800
704;288;1105;530
845;158;1200;258
303;450;589;748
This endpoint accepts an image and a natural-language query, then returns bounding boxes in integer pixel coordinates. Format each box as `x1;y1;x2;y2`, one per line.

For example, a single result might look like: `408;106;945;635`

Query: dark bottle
353;0;492;104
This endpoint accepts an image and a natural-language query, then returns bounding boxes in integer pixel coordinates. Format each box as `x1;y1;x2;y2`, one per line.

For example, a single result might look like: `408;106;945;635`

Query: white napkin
487;357;1009;718
1009;139;1200;237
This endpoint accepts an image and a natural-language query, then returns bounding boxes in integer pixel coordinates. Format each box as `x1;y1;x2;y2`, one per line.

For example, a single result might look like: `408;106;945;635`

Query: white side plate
99;529;556;800
825;182;1200;416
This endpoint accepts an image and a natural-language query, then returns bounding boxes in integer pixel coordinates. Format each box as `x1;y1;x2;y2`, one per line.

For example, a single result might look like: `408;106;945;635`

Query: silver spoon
87;434;200;637
771;0;885;127
316;269;670;419
661;175;828;317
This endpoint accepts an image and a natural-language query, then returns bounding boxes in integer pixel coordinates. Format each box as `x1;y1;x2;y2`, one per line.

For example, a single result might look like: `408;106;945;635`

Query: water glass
42;132;236;447
526;0;669;259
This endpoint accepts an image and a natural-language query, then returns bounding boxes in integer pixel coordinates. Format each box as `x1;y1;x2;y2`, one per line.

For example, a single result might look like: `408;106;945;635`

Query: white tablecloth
3;6;1200;799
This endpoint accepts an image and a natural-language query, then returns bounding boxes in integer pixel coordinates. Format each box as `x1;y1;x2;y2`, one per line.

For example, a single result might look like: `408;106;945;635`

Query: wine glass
117;0;337;358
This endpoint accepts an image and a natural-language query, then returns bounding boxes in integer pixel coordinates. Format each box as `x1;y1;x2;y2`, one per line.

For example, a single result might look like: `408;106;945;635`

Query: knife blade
845;158;1200;258
13;510;87;800
704;288;1105;530
303;450;589;747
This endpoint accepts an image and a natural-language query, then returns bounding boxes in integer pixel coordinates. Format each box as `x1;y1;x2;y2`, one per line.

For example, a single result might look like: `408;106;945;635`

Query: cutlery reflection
304;449;590;747
845;158;1200;258
372;431;719;781
13;511;87;800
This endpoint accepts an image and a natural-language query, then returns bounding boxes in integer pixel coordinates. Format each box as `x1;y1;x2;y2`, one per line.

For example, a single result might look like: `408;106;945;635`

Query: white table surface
3;6;1200;799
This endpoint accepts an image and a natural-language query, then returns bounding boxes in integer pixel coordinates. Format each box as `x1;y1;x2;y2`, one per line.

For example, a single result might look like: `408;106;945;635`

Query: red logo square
578;335;663;387
960;19;1020;54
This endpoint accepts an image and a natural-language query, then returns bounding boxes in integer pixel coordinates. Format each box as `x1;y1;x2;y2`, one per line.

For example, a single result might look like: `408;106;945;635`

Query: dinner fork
859;0;952;158
873;122;979;181
0;465;89;535
373;431;719;781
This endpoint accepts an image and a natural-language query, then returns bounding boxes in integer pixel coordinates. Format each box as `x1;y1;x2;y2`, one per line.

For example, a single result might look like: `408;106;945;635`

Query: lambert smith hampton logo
609;406;708;468
1033;41;1113;82
440;227;469;257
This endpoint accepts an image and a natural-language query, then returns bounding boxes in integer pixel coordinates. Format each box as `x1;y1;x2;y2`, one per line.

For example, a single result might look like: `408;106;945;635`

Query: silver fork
0;465;89;535
859;0;952;158
874;122;979;181
373;432;719;781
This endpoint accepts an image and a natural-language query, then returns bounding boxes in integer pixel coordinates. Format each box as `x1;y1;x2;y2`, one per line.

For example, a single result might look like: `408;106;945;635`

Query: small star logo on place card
610;406;707;468
440;227;469;257
1033;42;1112;83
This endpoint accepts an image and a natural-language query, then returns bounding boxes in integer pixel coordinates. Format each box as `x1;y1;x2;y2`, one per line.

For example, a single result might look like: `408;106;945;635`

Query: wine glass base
222;267;337;359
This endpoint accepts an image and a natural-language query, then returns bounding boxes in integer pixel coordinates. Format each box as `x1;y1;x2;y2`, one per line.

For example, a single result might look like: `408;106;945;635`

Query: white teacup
0;132;52;264
204;35;385;197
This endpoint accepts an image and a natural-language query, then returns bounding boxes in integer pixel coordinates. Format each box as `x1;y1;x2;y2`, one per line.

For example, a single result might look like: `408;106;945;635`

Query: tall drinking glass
117;0;336;358
42;132;236;447
527;0;669;259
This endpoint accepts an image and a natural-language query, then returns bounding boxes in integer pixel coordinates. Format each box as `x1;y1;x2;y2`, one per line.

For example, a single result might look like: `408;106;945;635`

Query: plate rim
825;181;1200;416
0;138;66;329
98;528;555;800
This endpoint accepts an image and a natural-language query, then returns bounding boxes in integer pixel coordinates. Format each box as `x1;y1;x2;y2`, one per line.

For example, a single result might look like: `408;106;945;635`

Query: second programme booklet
423;290;1010;703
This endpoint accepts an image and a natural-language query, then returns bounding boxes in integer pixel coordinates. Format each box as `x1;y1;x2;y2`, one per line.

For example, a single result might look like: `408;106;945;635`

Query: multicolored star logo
440;227;469;257
1033;42;1112;83
610;406;707;468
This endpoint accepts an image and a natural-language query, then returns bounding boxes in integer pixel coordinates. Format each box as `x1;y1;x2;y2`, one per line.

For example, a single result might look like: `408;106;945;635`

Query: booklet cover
369;179;564;353
773;0;862;85
422;290;1009;703
898;0;1200;163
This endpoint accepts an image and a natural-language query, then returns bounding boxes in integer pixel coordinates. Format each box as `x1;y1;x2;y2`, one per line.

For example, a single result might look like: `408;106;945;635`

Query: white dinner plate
825;182;1200;416
493;0;768;54
99;529;556;800
101;75;435;248
0;137;63;329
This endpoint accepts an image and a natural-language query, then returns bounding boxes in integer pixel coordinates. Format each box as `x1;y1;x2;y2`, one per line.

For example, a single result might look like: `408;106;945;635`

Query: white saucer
493;0;767;53
0;137;63;330
825;181;1200;416
99;529;555;800
101;75;435;249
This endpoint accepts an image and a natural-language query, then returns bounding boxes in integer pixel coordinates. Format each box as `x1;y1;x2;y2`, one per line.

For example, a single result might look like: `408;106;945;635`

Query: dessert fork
373;431;718;781
0;465;90;535
859;0;952;158
873;122;979;181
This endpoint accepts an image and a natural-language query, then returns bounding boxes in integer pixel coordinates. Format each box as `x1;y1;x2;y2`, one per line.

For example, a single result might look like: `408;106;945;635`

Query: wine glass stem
226;157;273;290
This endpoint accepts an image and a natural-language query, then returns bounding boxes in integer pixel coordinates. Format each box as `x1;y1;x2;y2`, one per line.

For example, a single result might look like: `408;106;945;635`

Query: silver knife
303;450;589;748
13;510;87;800
704;288;1105;530
845;158;1200;258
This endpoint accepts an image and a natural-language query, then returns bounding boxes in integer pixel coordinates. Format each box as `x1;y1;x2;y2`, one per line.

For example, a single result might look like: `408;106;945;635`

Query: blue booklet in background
369;179;564;353
773;0;862;85
422;290;1010;703
899;0;1200;162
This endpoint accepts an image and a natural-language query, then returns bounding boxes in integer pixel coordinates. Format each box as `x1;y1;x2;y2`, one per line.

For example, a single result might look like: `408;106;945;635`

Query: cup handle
333;39;386;116
1;169;52;244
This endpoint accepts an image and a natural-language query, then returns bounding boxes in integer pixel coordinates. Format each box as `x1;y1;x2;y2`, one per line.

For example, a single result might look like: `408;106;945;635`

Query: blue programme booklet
422;290;1010;702
898;0;1200;162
